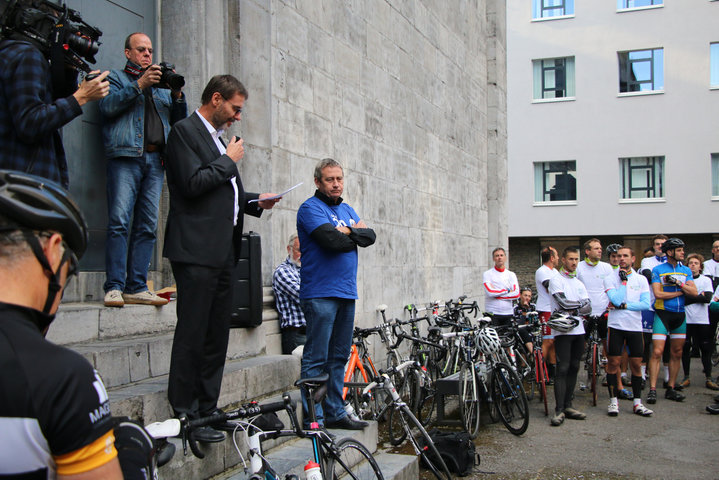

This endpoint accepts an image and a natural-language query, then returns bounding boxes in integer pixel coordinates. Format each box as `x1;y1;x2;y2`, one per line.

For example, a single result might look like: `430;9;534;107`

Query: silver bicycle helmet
546;313;580;333
476;327;501;355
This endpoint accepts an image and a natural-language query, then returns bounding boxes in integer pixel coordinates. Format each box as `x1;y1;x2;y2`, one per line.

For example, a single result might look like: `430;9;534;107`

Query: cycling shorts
606;327;644;358
652;310;686;338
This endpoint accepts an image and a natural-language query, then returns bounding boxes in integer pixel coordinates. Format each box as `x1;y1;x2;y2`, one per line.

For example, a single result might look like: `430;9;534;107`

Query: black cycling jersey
0;302;116;478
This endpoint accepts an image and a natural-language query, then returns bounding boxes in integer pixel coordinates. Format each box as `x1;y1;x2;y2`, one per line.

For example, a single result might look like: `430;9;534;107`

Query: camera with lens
157;61;185;91
0;0;102;73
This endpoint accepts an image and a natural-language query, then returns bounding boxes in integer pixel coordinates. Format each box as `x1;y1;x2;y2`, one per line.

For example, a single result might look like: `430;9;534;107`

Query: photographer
0;0;110;189
98;32;187;308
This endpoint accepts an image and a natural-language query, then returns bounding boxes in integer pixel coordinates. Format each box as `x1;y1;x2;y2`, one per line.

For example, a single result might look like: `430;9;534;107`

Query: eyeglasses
61;243;79;278
221;95;243;114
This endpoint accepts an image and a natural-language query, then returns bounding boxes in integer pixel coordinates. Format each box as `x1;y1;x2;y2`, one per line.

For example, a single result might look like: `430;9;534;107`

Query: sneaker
550;411;565;426
104;289;124;307
633;403;653;417
679;377;691;388
706;403;719;415
607;402;619;416
617;388;634;400
122;290;169;306
664;388;685;402
564;407;586;420
647;389;657;404
706;379;719;391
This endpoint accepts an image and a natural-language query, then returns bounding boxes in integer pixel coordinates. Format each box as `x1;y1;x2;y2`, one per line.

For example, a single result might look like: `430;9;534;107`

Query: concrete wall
507;1;719;238
157;0;508;321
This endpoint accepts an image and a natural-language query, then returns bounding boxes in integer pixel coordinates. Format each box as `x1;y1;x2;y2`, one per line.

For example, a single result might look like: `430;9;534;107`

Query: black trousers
554;334;585;413
168;256;234;418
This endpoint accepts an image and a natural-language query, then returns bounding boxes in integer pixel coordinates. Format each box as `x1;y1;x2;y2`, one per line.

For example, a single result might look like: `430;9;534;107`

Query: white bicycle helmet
476;327;501;355
547;313;580;333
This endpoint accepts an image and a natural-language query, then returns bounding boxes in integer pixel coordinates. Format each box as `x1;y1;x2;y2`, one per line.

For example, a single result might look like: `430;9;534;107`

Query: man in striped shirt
273;233;306;354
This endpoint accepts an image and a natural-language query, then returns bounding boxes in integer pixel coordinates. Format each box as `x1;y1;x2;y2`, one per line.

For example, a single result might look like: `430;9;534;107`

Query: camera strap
124;62;142;77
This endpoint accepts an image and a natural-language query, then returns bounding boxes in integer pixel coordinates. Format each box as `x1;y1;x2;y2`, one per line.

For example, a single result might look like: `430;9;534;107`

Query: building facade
60;0;508;320
507;0;719;287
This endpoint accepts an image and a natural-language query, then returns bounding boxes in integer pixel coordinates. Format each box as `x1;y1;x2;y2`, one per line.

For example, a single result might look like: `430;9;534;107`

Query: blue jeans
300;297;355;424
104;152;163;294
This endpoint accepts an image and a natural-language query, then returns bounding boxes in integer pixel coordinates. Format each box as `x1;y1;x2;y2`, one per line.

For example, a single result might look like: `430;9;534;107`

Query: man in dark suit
163;75;278;442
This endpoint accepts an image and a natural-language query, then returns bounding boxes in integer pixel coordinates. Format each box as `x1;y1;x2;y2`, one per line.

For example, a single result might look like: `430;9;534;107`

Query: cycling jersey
603;269;650;332
576;260;613;316
0;302;117;478
651;262;692;312
535;264;558;312
548;270;588;336
483;266;520;315
685;274;713;325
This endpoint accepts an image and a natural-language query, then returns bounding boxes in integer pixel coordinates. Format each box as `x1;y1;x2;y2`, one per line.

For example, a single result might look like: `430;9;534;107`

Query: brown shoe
706;379;719;391
679;376;691;388
122;290;169;306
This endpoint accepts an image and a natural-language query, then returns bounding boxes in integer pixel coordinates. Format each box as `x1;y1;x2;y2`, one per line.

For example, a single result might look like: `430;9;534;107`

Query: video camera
0;0;102;73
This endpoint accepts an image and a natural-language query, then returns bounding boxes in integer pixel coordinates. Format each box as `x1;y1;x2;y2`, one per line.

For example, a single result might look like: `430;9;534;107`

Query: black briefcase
230;231;263;328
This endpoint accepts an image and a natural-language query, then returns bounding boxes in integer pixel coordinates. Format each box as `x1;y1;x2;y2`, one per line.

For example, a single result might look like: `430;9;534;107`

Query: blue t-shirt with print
651;262;691;312
297;194;361;300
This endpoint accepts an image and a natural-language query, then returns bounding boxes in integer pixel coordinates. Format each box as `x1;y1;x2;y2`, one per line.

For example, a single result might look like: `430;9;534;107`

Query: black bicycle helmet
0;170;88;258
606;243;622;256
661;237;684;254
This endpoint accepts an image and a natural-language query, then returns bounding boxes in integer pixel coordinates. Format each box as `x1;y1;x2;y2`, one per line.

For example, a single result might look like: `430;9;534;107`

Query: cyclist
513;286;535;354
577;239;628;397
647;238;697;404
548;246;591;426
535;246;559;384
640;234;671;388
606;243;622;270
680;253;717;390
0;171;122;478
603;246;652;416
483;247;520;326
703;240;719;290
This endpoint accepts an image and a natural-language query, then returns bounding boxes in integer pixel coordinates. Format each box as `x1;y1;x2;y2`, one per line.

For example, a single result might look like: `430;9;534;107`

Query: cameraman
0;1;110;189
99;32;186;308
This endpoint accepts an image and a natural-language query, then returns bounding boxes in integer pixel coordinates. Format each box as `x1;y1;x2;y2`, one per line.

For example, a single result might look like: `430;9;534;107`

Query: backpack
422;429;479;476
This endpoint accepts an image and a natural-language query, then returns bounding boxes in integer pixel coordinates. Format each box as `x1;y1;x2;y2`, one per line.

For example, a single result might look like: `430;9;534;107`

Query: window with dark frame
617;0;663;9
542;58;566;98
620;156;664;199
533;0;574;19
534;161;577;202
618;48;664;92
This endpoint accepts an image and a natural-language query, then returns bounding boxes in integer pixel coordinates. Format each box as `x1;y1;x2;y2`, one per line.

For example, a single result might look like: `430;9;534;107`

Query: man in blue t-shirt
647;238;697;404
297;158;376;430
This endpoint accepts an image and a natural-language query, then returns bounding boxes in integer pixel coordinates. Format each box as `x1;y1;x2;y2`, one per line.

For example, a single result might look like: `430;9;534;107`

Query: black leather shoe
325;416;369;430
202;408;240;432
191;426;226;443
706;403;719;415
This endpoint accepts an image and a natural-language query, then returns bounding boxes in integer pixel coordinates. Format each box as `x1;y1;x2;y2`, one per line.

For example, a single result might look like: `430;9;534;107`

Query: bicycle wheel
327;437;384;480
491;362;529;436
459;361;481;438
414;370;437;426
590;343;599;407
395;404;452;480
535;350;548;416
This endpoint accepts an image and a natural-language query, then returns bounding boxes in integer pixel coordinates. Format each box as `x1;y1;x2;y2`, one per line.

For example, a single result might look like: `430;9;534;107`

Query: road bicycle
147;373;384;480
361;361;452;480
584;315;603;407
525;312;550;416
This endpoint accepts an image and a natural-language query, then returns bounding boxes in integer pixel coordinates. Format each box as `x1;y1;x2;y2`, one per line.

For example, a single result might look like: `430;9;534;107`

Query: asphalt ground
463;359;719;480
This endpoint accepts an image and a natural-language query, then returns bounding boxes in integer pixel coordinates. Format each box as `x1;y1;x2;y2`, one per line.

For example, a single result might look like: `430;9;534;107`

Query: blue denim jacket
98;62;187;159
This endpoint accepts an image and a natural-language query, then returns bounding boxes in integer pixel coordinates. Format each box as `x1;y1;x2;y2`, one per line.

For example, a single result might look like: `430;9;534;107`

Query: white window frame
711;43;719;89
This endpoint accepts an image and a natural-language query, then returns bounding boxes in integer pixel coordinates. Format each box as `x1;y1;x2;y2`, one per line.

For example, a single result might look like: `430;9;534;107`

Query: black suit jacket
163;112;262;267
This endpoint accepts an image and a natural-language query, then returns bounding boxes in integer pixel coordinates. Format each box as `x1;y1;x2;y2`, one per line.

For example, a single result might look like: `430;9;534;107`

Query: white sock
641;365;646;379
633;398;641;407
663;366;669;382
